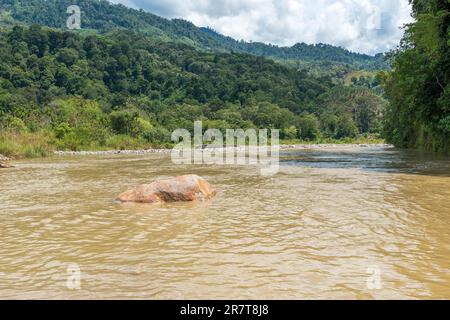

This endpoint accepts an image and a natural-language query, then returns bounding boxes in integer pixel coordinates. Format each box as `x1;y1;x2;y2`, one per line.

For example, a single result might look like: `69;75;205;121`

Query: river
0;146;449;299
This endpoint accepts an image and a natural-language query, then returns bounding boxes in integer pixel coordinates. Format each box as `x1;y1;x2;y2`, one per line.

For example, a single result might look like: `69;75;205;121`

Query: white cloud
110;0;413;55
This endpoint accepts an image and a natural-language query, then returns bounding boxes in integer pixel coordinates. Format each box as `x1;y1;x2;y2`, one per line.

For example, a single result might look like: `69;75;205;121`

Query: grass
0;131;54;159
0;130;173;159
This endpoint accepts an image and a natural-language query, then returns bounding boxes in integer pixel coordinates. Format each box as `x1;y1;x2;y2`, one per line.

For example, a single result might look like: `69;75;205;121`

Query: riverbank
0;129;389;159
53;143;393;157
0;153;11;168
0;128;389;159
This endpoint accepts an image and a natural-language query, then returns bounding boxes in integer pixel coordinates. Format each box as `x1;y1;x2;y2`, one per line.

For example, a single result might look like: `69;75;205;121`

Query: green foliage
336;115;359;139
0;0;387;70
297;114;320;140
110;109;138;136
142;126;171;144
316;85;387;135
104;134;147;151
0;130;53;158
0;22;387;156
282;126;298;140
382;0;450;153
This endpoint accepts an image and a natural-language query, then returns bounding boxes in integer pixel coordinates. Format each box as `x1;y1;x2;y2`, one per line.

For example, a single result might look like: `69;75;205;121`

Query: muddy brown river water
0;146;449;299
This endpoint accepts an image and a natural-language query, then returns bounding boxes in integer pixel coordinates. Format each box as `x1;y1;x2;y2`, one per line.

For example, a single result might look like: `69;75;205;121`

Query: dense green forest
0;0;387;70
0;25;385;157
382;0;450;153
0;0;391;158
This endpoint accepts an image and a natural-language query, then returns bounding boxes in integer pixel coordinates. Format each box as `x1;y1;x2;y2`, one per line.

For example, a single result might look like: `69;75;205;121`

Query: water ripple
1;148;449;299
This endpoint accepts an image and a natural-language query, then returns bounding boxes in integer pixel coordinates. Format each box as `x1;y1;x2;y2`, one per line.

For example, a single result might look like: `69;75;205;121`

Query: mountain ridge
0;0;388;70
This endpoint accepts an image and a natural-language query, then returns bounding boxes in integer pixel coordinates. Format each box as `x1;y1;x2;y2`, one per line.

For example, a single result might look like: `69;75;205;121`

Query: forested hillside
381;0;450;152
0;0;387;70
0;25;385;157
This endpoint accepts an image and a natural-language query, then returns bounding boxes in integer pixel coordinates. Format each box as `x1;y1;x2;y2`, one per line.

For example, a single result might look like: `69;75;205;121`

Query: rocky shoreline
0;154;13;168
280;143;392;150
53;149;173;156
53;144;393;156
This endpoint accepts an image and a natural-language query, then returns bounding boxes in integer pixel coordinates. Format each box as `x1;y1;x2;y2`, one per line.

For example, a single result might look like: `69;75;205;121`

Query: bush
282;126;298;140
54;122;72;139
5;116;28;132
142;126;171;144
109;109;139;136
0;131;53;159
298;114;320;140
336;116;359;139
105;135;148;150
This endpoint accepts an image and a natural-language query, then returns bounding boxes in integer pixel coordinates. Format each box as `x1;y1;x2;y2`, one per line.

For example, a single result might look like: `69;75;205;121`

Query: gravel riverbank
53;144;393;156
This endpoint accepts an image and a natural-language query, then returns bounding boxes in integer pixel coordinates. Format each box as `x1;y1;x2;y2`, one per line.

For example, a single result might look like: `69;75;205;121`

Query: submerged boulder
116;175;216;204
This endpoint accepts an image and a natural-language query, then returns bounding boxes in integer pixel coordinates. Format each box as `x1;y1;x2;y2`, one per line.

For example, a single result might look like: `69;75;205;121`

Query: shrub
0;131;53;159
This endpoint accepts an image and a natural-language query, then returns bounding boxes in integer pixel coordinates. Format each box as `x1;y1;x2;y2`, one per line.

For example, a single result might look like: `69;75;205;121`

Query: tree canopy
0;25;386;155
0;0;388;70
381;0;450;152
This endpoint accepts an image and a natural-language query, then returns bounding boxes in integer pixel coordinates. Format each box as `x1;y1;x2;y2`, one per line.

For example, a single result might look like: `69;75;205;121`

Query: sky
110;0;413;55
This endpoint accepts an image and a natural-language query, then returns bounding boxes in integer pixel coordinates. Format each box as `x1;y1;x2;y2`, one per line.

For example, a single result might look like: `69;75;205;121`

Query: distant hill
0;0;388;70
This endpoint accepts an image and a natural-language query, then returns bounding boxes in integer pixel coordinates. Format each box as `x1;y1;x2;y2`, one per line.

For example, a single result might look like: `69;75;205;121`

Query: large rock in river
116;175;216;204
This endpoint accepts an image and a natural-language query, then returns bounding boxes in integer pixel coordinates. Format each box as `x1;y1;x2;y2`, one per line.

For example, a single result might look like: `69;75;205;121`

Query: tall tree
382;0;450;152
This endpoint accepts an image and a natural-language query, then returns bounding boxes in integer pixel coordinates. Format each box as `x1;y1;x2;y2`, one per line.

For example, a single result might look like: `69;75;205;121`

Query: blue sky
110;0;413;55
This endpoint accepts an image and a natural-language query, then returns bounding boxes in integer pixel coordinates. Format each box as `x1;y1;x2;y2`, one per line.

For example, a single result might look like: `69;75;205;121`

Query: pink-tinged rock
116;175;216;204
